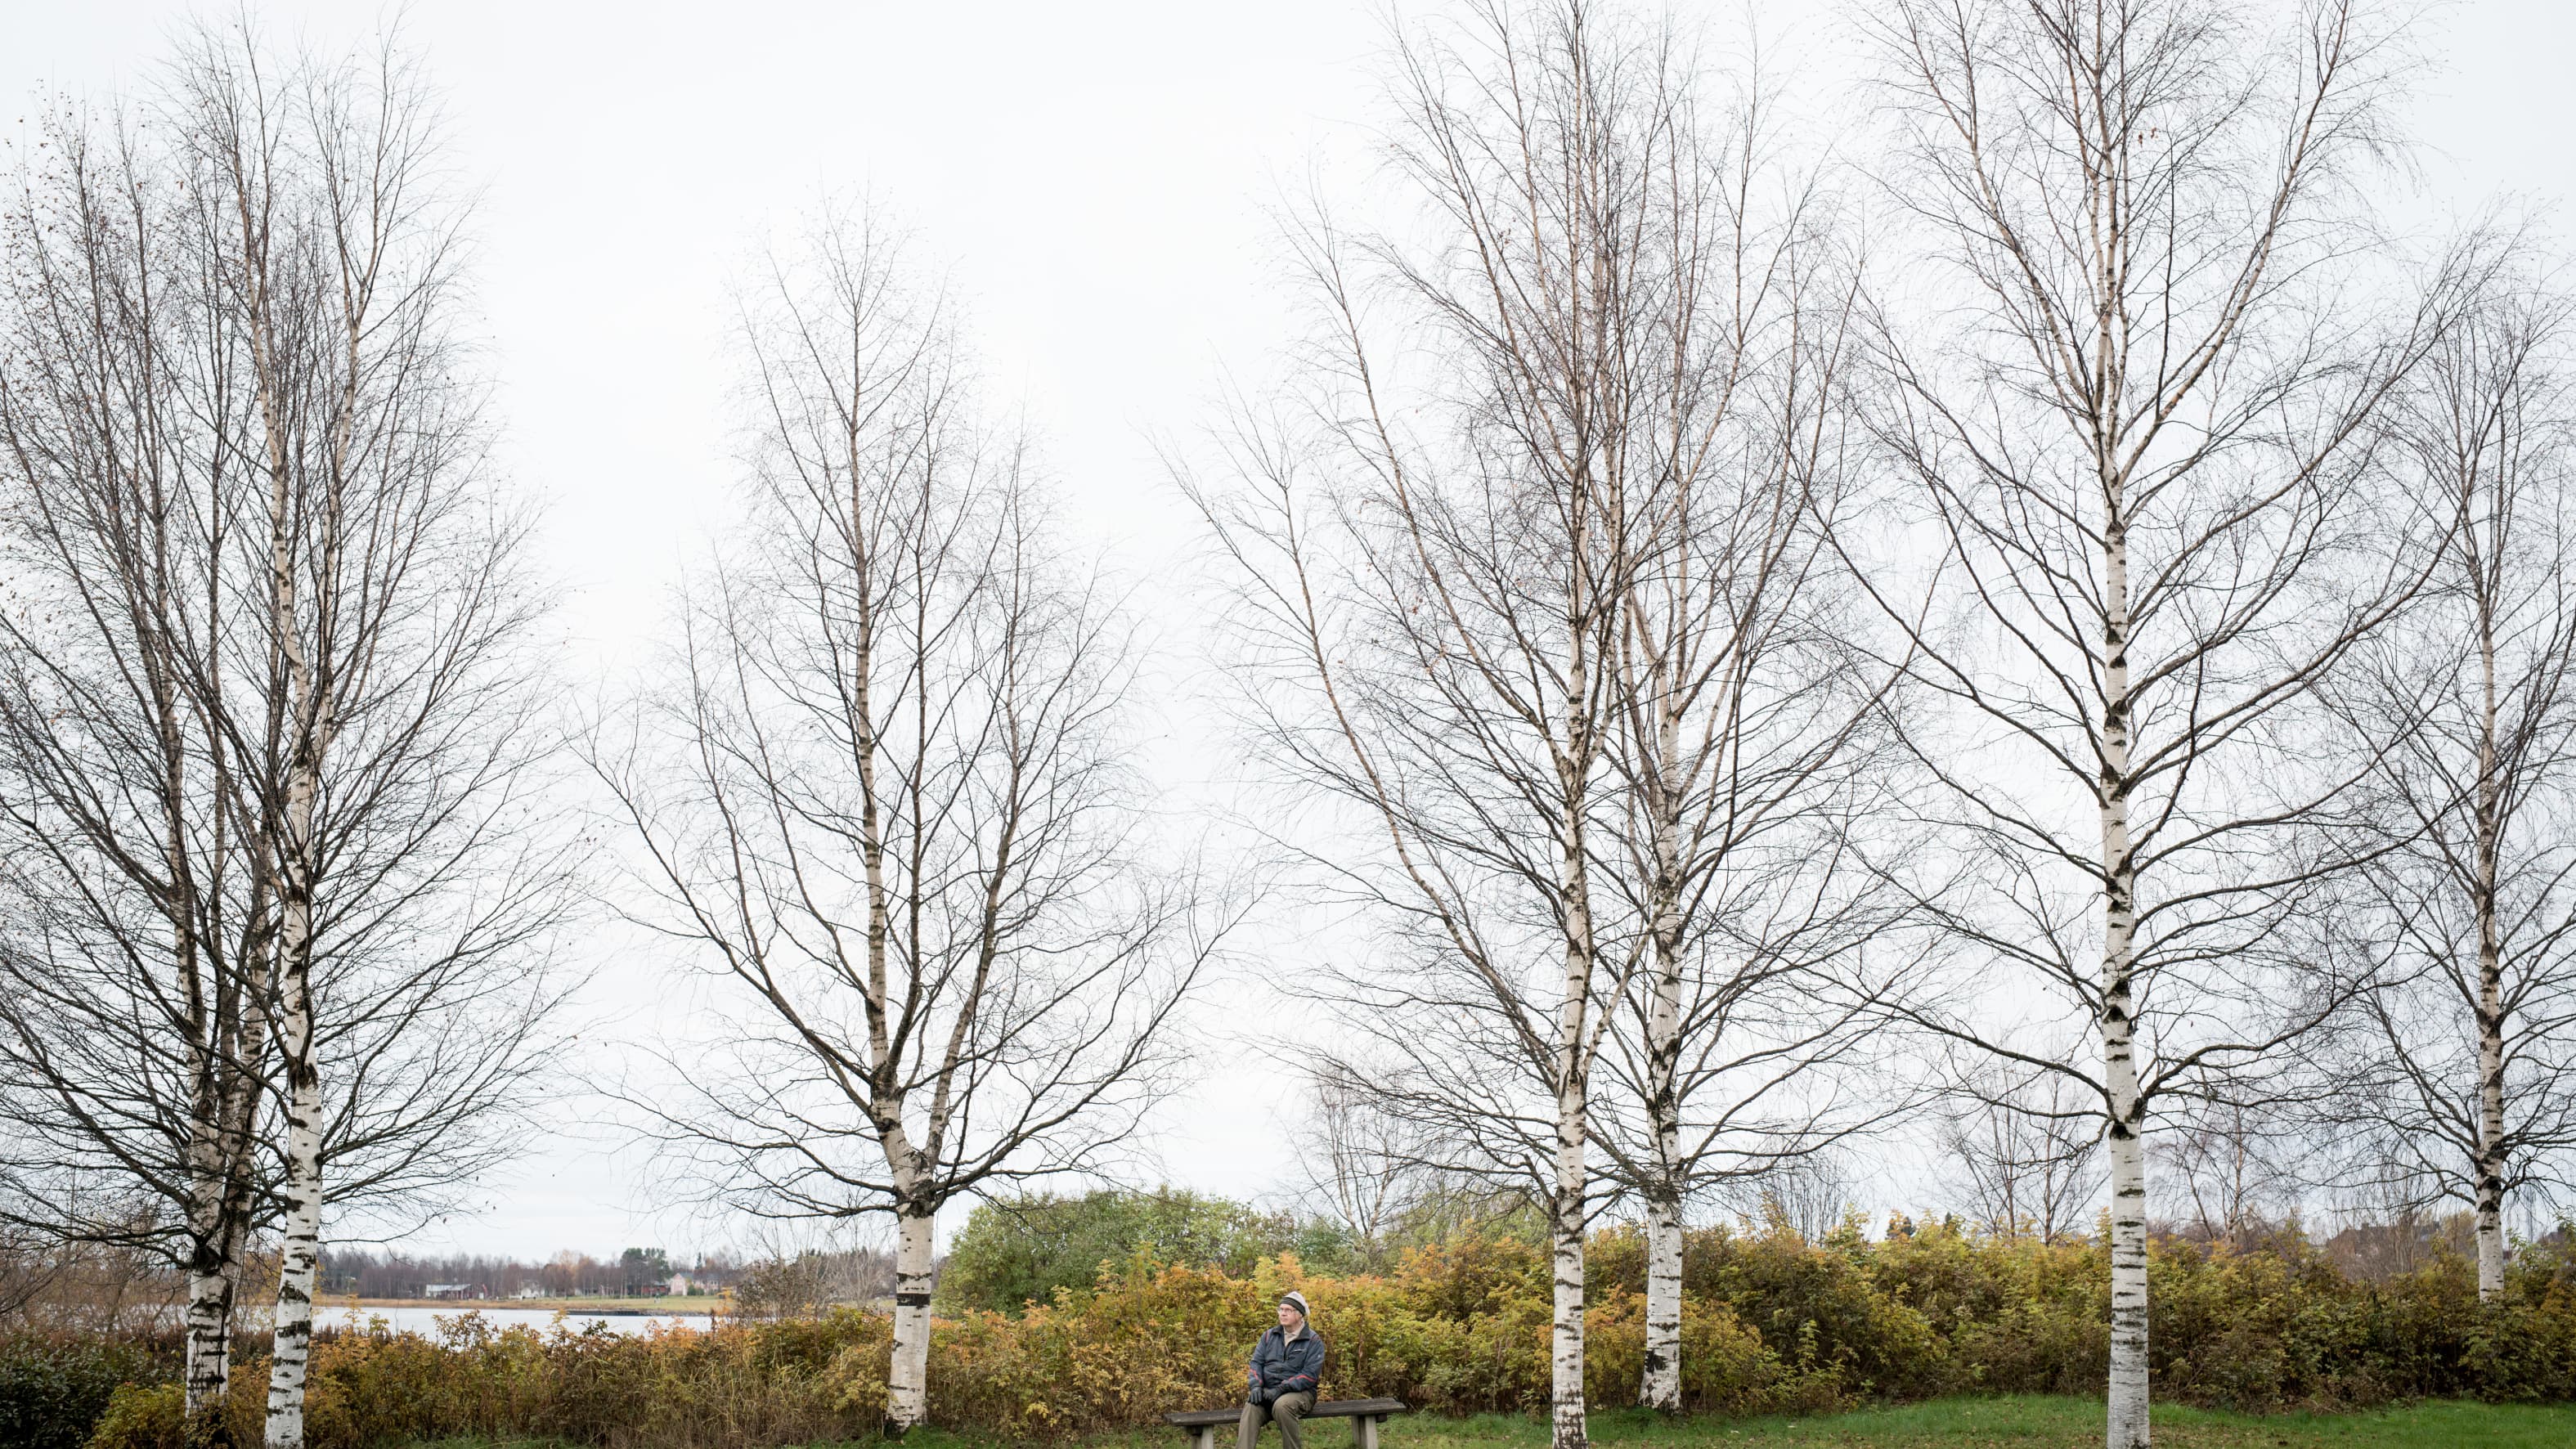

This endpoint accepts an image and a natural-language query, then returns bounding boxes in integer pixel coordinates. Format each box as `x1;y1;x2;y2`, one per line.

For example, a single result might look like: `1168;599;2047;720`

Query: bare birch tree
1577;95;1924;1406
2327;248;2576;1299
0;98;273;1443
1293;1063;1431;1267
1852;3;2456;1444
2155;1094;2301;1245
1;27;571;1449
592;209;1223;1437
1936;1057;2106;1243
1183;6;1731;1442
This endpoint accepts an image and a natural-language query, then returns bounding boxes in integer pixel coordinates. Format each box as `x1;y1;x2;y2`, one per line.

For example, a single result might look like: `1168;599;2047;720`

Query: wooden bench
1164;1397;1408;1449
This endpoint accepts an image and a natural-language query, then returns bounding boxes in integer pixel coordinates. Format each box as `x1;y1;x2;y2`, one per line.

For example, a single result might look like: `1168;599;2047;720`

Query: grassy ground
1316;1399;2576;1447
403;1396;2576;1449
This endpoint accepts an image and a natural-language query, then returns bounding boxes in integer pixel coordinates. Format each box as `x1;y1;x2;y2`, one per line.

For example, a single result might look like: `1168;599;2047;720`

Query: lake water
316;1304;724;1338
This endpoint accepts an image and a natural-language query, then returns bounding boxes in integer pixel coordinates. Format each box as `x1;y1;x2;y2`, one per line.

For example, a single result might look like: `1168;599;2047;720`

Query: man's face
1278;1303;1304;1332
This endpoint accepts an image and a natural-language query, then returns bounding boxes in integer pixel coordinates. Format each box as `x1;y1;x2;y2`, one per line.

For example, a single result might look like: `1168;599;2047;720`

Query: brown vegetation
40;1218;2576;1449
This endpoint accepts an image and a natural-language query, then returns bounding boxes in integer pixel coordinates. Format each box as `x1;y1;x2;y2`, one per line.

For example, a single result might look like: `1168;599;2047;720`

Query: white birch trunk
1551;656;1595;1449
185;998;267;1449
1638;695;1685;1414
2476;989;2506;1300
2100;517;2149;1449
886;1203;937;1433
254;322;329;1447
1551;1084;1589;1449
263;1038;323;1449
182;1200;236;1445
1641;1186;1683;1412
263;760;324;1449
1549;509;1598;1449
2475;608;2507;1302
2103;1033;2149;1449
1639;917;1684;1412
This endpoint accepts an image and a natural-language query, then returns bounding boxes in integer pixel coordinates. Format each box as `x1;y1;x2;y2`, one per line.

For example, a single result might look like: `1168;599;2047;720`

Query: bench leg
1195;1428;1216;1449
1356;1416;1380;1449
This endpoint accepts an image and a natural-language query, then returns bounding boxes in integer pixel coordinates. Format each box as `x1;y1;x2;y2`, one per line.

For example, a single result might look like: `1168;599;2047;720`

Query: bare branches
2318;231;2576;1297
0;24;572;1445
1936;1057;2106;1244
1183;2;1910;1440
591;205;1227;1433
1851;4;2449;1444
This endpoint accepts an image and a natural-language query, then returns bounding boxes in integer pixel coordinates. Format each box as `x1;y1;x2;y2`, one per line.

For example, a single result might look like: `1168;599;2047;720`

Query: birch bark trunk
1551;546;1597;1449
1638;684;1685;1413
183;992;264;1445
1550;1083;1590;1449
1640;1183;1684;1411
181;1191;240;1447
263;972;323;1449
886;1201;937;1433
260;549;329;1449
250;240;335;1447
2100;512;2150;1449
2475;595;2507;1302
1639;906;1685;1412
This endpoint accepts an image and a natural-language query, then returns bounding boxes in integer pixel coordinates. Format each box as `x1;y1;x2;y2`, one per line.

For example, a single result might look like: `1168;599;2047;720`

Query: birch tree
1582;118;1922;1407
0;28;570;1449
2331;250;2576;1299
1854;2;2454;1444
152;34;575;1447
0;99;273;1445
1183;6;1730;1442
593;210;1223;1437
1294;1064;1431;1267
1936;1058;2106;1242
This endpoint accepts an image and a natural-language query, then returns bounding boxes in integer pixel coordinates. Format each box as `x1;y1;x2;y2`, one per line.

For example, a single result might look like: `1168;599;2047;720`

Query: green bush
938;1189;1311;1312
0;1335;167;1449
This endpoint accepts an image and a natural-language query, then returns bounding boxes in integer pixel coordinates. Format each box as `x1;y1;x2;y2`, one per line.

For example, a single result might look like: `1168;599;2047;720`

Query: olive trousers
1238;1392;1315;1449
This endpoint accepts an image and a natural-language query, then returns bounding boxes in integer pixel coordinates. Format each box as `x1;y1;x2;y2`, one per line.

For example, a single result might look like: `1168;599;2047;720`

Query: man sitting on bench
1241;1290;1325;1449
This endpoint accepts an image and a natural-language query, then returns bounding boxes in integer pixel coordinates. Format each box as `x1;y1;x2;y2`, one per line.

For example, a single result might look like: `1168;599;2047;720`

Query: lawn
1312;1399;2576;1447
406;1396;2576;1449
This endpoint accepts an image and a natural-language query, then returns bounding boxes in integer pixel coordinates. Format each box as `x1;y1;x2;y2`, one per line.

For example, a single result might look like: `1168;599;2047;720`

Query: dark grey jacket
1246;1324;1325;1404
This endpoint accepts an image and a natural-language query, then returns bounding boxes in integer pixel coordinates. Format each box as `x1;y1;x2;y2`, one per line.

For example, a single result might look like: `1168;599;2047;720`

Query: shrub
940;1191;1307;1313
0;1334;167;1449
81;1384;180;1449
19;1219;2576;1447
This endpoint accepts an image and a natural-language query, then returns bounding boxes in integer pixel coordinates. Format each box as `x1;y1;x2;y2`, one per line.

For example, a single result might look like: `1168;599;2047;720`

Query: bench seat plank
1165;1398;1407;1427
1166;1397;1409;1449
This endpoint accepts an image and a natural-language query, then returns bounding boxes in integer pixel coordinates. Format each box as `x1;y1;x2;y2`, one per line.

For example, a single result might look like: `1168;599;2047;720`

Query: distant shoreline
334;1296;726;1316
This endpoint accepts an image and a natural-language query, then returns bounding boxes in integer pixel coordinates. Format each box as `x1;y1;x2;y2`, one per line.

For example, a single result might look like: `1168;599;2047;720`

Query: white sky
10;0;2574;1260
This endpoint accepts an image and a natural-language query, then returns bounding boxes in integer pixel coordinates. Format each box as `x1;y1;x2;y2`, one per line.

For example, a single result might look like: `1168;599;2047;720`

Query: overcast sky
11;0;2574;1260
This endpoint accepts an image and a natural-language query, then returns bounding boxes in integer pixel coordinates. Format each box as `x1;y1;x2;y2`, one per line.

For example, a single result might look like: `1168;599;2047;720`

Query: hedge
29;1217;2576;1448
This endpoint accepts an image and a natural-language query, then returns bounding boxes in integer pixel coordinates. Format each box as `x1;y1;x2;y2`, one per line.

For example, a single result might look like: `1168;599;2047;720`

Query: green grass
1338;1399;2576;1447
402;1396;2576;1449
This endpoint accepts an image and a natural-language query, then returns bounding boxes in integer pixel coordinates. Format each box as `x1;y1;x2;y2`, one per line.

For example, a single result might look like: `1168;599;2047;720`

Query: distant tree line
310;1247;744;1300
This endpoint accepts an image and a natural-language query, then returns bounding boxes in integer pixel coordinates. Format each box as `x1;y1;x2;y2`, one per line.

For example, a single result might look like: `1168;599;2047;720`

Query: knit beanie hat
1279;1290;1311;1319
